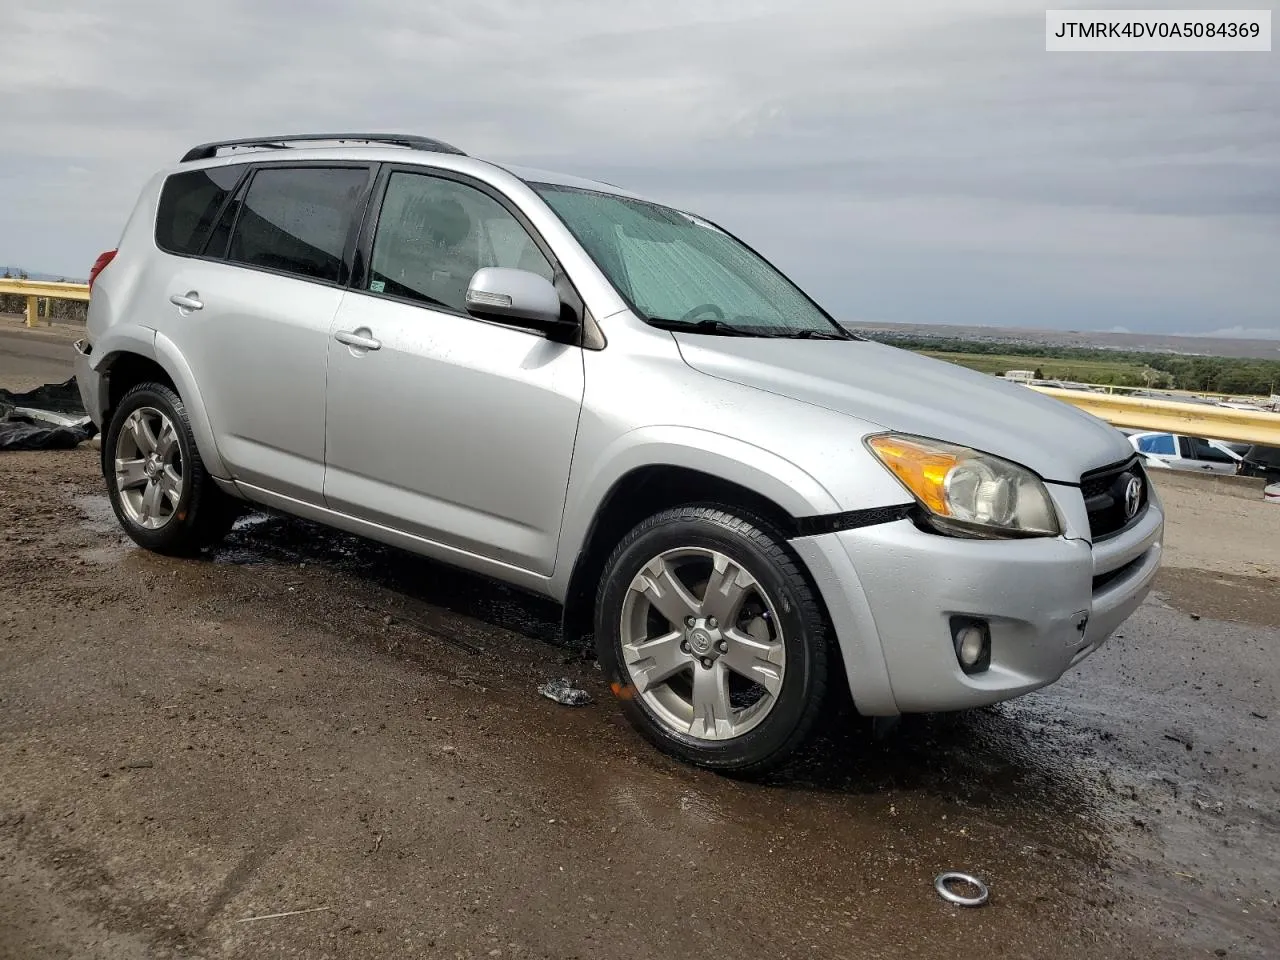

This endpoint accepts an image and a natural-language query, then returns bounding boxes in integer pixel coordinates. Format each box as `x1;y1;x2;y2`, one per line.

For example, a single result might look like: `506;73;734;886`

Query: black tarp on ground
0;377;97;451
0;419;95;450
0;377;87;415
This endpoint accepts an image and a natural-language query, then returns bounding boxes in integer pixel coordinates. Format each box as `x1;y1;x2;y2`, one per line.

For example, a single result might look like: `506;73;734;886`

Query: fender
549;424;841;599
152;331;231;480
92;326;231;481
87;324;159;414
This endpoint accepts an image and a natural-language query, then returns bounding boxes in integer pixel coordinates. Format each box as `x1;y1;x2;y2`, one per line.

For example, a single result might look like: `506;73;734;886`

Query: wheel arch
558;459;828;652
93;331;230;479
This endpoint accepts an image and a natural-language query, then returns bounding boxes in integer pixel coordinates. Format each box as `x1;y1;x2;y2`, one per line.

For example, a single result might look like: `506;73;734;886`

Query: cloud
0;0;1275;337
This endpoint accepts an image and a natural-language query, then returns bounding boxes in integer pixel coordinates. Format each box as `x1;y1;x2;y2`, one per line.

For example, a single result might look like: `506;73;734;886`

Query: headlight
867;434;1061;538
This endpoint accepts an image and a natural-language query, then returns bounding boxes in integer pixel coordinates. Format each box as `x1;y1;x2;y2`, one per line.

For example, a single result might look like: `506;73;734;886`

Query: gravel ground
1;440;1277;959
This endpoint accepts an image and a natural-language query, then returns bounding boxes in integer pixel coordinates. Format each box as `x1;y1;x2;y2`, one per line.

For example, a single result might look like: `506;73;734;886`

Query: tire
595;505;831;775
102;382;238;555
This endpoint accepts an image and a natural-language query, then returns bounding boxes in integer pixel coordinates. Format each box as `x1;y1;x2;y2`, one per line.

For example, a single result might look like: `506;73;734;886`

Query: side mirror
465;267;577;342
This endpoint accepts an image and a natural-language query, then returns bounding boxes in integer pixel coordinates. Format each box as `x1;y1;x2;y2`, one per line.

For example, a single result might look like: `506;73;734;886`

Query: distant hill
849;321;1280;361
0;266;85;283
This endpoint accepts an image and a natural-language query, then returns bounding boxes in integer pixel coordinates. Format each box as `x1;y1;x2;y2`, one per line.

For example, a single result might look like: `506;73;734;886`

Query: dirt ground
1153;477;1279;582
2;406;1278;957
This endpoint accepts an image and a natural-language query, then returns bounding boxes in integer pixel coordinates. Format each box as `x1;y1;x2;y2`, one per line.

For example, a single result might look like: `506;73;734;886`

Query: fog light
950;617;992;675
957;627;984;665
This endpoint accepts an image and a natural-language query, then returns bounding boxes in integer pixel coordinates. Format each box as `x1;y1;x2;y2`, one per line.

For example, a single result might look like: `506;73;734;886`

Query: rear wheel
595;506;831;775
103;383;237;555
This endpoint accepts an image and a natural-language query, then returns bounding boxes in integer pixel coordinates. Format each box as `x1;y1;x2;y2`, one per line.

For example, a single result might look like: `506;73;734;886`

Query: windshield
532;183;849;338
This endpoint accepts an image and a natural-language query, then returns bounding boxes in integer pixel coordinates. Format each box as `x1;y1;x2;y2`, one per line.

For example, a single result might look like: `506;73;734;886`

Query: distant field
921;350;1150;384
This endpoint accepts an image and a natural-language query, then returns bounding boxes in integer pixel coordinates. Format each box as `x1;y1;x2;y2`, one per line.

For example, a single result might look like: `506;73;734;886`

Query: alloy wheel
114;406;184;530
619;547;786;741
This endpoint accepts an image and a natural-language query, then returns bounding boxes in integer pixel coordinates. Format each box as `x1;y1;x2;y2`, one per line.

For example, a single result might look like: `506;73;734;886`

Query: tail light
88;249;117;292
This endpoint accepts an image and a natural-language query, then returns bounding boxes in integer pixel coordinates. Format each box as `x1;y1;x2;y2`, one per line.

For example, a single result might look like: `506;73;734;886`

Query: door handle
170;292;203;311
334;329;382;351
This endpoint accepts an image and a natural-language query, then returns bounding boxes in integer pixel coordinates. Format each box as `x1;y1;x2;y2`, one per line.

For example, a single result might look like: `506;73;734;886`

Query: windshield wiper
645;317;854;340
776;328;852;340
746;327;853;340
645;317;761;337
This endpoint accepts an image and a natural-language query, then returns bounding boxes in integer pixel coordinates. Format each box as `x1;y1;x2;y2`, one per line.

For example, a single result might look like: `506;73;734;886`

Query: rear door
322;167;585;575
1177;436;1240;475
161;162;374;503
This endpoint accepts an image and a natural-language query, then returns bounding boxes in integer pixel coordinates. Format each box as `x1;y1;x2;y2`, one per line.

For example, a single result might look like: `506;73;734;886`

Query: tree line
865;334;1280;396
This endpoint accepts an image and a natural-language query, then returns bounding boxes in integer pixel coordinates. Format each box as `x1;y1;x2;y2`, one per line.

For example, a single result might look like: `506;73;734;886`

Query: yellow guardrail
1080;383;1261;401
0;278;90;327
1030;385;1280;446
1020;378;1272;403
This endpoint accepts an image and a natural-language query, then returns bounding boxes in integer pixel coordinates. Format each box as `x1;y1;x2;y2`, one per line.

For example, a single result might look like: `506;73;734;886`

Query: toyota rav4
76;133;1164;773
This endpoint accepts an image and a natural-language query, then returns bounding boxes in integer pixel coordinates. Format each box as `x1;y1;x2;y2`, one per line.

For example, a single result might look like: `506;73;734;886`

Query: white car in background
1128;431;1242;475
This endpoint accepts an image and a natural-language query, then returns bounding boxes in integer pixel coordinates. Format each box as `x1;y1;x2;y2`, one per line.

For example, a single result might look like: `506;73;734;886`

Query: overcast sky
2;0;1276;336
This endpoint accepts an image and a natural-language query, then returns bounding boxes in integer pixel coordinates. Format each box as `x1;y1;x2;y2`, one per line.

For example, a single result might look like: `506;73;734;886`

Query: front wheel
103;382;237;555
594;506;832;775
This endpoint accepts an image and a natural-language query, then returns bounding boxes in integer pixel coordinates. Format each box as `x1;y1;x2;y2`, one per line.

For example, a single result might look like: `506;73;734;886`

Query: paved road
0;369;1277;958
0;320;78;392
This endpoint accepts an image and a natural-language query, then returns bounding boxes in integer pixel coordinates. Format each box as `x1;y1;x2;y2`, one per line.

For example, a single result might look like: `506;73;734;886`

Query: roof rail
180;133;467;163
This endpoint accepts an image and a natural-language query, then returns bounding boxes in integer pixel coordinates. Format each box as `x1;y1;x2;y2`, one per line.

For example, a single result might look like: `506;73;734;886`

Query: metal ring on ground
934;872;989;907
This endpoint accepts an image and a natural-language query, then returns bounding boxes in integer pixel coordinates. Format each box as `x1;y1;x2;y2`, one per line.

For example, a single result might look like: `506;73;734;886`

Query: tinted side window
1188;438;1235;463
228;167;369;284
155;167;243;256
1137;434;1175;456
368;172;553;313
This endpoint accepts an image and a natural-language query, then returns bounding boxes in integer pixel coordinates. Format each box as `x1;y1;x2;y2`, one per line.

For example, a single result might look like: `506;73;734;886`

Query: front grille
1081;457;1148;540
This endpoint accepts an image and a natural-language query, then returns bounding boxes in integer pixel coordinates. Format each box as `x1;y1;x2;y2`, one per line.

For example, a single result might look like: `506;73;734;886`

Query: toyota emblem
1123;475;1142;520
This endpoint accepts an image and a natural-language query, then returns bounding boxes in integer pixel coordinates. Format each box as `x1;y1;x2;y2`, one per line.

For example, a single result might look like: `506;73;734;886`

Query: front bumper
791;495;1164;716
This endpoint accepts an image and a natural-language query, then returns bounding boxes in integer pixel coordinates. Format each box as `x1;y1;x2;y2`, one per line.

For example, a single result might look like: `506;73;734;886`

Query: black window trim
196;168;252;260
154;159;378;291
351;163;591;345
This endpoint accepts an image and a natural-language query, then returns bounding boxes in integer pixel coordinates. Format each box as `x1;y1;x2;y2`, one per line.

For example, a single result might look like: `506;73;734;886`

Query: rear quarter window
155;167;244;256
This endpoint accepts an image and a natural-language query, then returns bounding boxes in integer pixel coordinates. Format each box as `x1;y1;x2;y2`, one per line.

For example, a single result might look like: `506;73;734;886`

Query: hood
673;335;1134;483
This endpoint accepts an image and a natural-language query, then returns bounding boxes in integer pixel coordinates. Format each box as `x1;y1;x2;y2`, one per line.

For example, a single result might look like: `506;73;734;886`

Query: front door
323;169;585;576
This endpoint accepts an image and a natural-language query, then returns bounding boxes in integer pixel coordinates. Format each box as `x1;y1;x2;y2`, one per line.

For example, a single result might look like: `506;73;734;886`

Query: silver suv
76;133;1164;773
